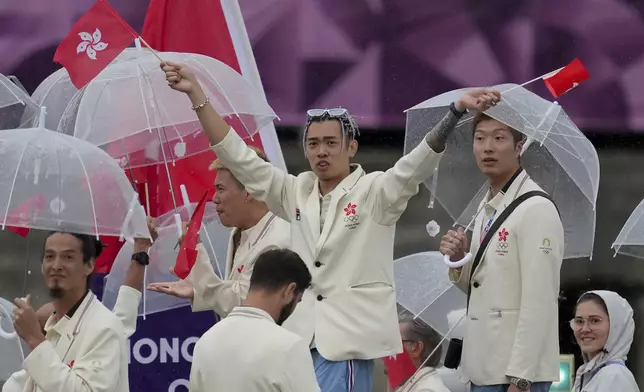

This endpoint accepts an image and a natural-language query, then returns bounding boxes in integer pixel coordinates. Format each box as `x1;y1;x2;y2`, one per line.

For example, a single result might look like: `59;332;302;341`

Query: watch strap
449;101;467;118
132;251;149;266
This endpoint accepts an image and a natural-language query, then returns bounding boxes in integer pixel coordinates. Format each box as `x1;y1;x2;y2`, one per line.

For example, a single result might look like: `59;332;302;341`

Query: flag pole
503;66;564;94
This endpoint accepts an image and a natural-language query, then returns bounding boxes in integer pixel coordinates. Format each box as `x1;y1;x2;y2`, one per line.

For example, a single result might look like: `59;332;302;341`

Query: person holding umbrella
161;60;499;392
438;107;564;391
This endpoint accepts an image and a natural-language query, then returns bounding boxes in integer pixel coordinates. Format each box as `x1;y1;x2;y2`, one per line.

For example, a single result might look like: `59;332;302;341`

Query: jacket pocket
350;281;393;290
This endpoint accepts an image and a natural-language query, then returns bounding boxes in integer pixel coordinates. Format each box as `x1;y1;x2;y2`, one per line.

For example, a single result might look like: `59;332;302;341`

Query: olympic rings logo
344;215;359;223
496;241;509;250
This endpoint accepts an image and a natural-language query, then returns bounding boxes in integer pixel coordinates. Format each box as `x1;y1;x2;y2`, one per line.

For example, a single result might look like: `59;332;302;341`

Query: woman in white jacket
572;290;639;392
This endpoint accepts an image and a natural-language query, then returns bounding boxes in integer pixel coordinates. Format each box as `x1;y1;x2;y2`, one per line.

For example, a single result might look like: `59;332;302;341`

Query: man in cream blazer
147;151;291;318
4;231;129;392
190;249;320;392
440;112;564;392
162;60;501;391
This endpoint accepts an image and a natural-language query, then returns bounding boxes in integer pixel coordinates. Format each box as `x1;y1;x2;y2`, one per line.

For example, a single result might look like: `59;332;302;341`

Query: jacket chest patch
343;202;361;230
495;228;510;256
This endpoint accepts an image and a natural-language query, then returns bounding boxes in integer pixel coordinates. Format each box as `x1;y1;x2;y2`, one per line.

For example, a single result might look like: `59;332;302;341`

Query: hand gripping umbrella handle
443;252;473;268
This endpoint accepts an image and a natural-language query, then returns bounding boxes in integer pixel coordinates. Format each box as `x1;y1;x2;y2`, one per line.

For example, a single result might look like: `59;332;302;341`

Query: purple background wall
1;0;643;130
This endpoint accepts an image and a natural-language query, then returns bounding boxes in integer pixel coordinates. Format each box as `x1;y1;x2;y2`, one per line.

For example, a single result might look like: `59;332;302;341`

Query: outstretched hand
147;280;194;300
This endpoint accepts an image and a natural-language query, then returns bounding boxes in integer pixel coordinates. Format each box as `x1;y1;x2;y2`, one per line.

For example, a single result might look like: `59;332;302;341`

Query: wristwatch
509;377;531;390
449;101;467;118
131;252;150;266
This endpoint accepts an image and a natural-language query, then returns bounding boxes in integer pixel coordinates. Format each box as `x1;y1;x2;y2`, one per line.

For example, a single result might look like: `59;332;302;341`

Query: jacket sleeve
22;324;124;392
188;244;252;317
505;200;563;381
369;140;443;226
112;286;141;338
280;339;321;392
448;262;471;294
210;129;298;222
1;370;29;392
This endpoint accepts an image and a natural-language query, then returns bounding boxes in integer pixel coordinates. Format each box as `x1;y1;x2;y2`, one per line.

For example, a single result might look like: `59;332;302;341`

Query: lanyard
480;210;497;244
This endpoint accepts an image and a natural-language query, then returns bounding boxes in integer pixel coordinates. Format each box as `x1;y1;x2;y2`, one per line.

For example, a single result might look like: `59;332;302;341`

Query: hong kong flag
382;346;417;389
542;58;590;98
54;0;138;89
173;189;215;280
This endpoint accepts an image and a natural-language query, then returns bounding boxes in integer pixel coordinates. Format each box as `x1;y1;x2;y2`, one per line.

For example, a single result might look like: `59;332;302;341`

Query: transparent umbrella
29;44;278;169
102;202;231;317
612;199;644;259
0;297;25;383
404;84;599;264
394;251;466;337
0;108;149;239
0;73;39;130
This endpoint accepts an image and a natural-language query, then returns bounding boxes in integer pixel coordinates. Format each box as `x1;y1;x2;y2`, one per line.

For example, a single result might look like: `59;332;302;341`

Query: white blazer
2;293;129;392
190;306;320;392
212;130;442;361
450;171;563;386
188;212;291;317
398;367;451;392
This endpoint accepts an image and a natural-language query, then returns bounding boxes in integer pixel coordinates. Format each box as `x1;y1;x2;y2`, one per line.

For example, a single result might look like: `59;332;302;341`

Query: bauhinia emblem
77;28;108;60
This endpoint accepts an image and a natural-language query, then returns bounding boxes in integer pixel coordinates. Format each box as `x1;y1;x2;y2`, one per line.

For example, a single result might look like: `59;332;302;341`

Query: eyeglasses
569;316;604;331
306;108;349;118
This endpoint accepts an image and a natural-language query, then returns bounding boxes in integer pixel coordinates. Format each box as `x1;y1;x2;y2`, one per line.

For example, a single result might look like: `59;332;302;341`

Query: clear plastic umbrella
0;108;149;239
102;202;231;317
0;297;25;383
394;251;466;337
0;73;39;130
29;44;278;169
612;199;644;259
404;84;599;263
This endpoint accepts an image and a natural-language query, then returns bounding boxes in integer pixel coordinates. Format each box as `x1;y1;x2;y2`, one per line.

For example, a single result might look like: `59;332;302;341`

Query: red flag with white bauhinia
53;0;138;89
542;58;590;98
173;189;215;280
382;345;418;389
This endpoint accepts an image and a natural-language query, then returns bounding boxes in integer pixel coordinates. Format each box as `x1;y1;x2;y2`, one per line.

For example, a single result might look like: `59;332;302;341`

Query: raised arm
370;89;501;226
162;61;297;222
506;201;563;382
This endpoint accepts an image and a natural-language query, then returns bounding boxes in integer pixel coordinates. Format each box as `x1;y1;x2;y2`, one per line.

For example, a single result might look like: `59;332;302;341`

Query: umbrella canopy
394;251;466;337
102;202;231;316
0;297;24;383
0;73;39;130
0;123;149;239
404;83;600;259
612;199;644;260
29;48;278;168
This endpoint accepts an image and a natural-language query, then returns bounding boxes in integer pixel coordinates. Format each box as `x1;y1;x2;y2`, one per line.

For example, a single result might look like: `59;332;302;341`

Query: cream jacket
211;129;442;361
397;367;451;392
450;171;563;385
190;306;320;392
2;293;129;392
188;212;291;317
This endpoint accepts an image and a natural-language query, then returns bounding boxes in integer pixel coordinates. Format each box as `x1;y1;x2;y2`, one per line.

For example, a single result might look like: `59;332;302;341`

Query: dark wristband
132;252;149;266
450;101;467;118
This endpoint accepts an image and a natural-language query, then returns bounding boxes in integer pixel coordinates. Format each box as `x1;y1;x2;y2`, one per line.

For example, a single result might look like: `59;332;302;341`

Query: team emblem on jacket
540;237;552;254
343;202;360;230
496;227;509;255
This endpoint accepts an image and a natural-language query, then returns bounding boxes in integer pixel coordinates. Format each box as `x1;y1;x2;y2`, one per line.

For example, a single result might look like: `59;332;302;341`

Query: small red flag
382;346;417;389
173;189;215;280
543;58;590;98
4;195;47;238
53;0;138;89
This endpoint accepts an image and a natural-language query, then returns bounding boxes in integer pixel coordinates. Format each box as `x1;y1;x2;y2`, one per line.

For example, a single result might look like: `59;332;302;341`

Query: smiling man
4;231;129;392
440;111;564;392
148;148;292;319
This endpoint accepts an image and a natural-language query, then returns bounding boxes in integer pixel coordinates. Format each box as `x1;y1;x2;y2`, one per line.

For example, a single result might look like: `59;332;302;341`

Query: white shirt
190;306;320;392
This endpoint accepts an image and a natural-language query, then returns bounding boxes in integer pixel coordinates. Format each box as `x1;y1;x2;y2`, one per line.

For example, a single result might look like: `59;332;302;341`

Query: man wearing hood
572;290;639;392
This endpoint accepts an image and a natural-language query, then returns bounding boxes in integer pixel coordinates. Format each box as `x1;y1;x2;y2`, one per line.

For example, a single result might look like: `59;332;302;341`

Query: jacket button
317;295;324;301
473;282;480;288
314;261;322;267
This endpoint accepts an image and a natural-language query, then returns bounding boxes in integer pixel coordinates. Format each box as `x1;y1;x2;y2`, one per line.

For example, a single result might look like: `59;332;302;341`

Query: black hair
472;112;525;145
45;231;103;291
575;292;609;315
249;249;312;294
302;112;360;151
399;311;443;368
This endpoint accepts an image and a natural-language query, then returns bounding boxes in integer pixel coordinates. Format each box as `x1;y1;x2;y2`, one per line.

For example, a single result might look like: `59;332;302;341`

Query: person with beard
147;148;292;319
189;248;320;392
3;231;129;392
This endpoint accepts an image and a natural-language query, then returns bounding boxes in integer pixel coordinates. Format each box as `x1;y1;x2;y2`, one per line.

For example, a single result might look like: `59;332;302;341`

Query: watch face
517;379;529;389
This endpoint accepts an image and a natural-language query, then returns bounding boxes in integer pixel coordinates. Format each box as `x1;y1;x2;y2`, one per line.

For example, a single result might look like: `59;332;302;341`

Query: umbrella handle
0;306;18;340
443;252;473;268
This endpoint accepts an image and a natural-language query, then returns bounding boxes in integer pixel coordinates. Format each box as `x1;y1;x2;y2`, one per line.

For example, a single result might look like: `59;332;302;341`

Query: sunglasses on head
306;108;349;118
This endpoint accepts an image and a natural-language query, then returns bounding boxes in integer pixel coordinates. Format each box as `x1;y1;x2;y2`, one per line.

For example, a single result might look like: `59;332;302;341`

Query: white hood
573;290;639;391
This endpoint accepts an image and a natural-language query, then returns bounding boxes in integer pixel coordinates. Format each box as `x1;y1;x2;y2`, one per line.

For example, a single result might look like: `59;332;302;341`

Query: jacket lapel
305;187;321;246
225;229;236;278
